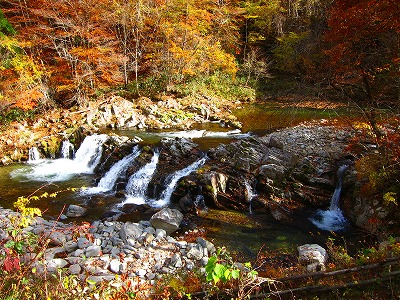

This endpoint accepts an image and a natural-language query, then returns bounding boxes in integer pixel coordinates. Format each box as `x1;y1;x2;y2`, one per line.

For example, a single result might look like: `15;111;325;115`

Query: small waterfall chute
82;146;141;194
73;134;109;172
28;147;41;163
61;140;75;159
244;179;257;214
12;134;109;182
122;150;160;205
309;164;349;231
150;156;207;208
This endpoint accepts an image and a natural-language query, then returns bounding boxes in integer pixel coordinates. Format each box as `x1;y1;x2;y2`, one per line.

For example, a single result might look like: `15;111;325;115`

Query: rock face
150;208;184;235
171;125;355;219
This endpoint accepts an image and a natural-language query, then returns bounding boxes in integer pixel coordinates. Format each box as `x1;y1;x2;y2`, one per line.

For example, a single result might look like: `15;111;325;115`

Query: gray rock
298;244;328;272
136;269;147;277
120;222;143;243
64;241;78;253
49;231;67;246
45;247;66;260
109;259;123;274
65;205;87;218
155;229;167;239
196;237;216;255
186;246;203;260
170;253;183;268
69;264;82;275
150;208;183;235
47;258;68;269
77;237;92;249
86;245;102;257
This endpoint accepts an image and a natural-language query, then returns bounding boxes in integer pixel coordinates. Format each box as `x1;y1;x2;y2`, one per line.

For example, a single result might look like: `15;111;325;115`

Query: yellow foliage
383;192;397;206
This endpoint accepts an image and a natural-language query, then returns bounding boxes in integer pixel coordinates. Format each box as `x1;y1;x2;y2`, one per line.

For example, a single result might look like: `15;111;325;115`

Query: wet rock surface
172;125;355;220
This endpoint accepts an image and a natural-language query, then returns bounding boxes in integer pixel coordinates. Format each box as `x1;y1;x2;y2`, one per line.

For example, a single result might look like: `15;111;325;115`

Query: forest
0;0;398;112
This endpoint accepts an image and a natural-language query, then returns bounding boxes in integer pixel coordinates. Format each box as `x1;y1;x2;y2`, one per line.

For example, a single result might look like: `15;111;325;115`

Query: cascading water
12;134;109;182
149;157;207;208
122;151;160;205
244;180;257;214
28;147;41;163
310;164;349;231
61;140;75;159
72;134;109;172
82;146;141;194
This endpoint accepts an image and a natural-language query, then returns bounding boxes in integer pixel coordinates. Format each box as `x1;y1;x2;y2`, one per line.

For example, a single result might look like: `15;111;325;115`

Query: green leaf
212;273;220;284
231;269;240;279
224;269;232;281
214;263;226;278
86;279;97;285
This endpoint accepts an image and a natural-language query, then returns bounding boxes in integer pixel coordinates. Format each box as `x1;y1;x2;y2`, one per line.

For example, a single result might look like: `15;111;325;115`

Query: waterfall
310;164;349;231
73;134;109;172
61;140;75;159
150;157;207;208
14;134;109;182
244;180;257;214
28;147;41;162
122;151;160;205
82;146;141;194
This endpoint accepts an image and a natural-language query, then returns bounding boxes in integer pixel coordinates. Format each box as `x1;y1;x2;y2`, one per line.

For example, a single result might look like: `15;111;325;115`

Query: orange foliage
15;86;44;110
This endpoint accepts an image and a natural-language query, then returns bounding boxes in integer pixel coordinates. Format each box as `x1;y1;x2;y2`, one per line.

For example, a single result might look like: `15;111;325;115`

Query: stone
45;247;66;260
150;208;183;235
86;245;102;257
69;264;82;275
186;246;203;260
196;237;216;255
136;269;147;277
109;259;123;274
298;244;328;272
65;205;87;218
170;253;183;268
64;241;78;253
77;238;92;249
47;258;68;269
49;231;67;246
120;222;143;243
155;229;167;239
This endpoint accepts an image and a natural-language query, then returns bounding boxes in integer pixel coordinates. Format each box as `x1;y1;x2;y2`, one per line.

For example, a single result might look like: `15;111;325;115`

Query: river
0;102;360;259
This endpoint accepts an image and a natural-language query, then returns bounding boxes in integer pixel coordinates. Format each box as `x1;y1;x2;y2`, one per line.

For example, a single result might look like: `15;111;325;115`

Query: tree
323;0;400;111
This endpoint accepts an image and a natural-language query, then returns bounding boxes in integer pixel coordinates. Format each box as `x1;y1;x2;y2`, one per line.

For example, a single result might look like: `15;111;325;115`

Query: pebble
0;206;214;284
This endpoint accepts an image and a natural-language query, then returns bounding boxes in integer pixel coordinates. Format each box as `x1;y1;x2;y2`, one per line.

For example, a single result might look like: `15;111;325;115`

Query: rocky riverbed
0;206;218;286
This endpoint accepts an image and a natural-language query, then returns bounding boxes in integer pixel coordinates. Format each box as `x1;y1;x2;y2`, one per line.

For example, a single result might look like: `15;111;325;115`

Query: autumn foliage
0;0;399;112
323;0;400;108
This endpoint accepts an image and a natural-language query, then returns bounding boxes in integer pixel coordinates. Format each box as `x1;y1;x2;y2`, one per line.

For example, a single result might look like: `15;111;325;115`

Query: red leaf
3;256;20;272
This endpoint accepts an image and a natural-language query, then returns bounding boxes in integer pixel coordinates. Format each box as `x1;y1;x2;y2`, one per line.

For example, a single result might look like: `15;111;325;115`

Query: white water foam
151;129;251;140
149;157;207;208
82;146;141;194
60;140;75;159
122;151;160;205
12;134;109;182
310;164;349;231
28;147;41;163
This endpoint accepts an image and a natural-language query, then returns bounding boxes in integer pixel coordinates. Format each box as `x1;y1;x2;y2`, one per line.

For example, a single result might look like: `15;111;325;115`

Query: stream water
0;103;360;259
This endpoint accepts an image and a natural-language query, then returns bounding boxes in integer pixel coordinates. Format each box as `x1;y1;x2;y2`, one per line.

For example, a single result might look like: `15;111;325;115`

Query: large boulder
150;208;183;235
298;244;328;272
